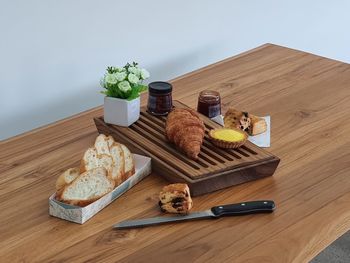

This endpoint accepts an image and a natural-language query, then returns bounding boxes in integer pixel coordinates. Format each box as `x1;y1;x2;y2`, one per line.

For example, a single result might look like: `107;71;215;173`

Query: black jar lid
148;81;172;94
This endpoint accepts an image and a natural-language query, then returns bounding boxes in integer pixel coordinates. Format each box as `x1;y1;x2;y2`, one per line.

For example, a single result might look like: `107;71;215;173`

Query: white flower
140;68;150;80
115;72;127;81
128;66;141;77
128;73;139;84
105;73;118;85
118;81;131;92
114;67;124;72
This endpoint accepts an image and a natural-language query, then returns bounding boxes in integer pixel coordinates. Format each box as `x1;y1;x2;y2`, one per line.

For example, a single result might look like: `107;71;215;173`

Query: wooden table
1;44;350;263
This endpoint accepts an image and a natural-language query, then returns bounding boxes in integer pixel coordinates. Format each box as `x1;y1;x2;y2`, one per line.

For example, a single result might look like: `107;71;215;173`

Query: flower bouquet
101;62;150;126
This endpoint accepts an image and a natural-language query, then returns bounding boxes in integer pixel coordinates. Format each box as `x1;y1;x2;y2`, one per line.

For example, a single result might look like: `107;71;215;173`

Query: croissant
165;108;205;160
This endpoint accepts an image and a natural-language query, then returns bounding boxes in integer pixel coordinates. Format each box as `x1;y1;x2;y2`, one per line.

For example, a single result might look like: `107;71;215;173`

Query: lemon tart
209;128;248;149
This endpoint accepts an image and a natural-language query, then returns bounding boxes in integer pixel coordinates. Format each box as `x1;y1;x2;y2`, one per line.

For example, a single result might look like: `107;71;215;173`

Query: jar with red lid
147;81;173;115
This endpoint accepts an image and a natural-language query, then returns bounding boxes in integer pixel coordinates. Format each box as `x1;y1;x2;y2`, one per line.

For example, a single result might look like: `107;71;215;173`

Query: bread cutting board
94;100;280;196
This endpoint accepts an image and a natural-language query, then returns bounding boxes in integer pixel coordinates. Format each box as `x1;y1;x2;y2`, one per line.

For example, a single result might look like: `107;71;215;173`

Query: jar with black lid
147;81;173;115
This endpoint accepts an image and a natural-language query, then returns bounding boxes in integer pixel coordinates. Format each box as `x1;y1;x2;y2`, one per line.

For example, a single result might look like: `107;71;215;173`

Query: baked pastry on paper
224;108;267;136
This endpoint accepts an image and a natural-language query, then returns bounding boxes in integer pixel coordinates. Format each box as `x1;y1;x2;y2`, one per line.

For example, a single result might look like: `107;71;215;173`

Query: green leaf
126;88;139;101
125;84;148;101
135;84;148;93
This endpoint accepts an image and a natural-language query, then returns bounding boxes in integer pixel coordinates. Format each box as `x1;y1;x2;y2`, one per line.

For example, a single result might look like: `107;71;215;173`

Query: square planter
104;96;140;126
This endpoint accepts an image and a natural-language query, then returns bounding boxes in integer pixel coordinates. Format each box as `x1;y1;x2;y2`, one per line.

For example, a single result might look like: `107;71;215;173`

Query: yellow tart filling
210;129;246;142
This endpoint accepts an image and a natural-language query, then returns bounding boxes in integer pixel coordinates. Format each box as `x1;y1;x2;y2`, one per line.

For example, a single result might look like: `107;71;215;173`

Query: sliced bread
120;144;135;179
80;134;134;184
97;154;114;172
55;167;79;191
106;135;134;181
80;147;98;173
109;143;125;185
81;147;114;176
95;134;110;155
57;167;115;206
106;135;115;148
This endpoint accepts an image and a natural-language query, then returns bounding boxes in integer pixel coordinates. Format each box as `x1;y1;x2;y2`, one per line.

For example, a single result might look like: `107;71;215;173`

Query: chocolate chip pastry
224;108;267;136
159;183;193;214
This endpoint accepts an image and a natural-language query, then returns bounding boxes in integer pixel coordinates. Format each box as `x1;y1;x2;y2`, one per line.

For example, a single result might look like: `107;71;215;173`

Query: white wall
1;0;349;140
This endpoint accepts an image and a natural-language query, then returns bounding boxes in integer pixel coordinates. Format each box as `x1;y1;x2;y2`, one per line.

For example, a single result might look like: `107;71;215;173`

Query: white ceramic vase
104;96;140;127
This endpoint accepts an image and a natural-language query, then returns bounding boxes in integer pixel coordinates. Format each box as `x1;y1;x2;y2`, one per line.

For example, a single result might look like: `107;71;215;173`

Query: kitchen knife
113;200;275;229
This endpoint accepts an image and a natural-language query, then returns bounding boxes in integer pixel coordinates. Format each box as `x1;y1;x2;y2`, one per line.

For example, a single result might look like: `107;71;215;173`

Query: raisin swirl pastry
224;108;267;136
159;183;193;214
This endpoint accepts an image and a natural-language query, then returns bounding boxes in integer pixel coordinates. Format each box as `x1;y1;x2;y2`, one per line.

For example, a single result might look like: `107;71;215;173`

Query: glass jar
197;90;221;118
147;81;173;115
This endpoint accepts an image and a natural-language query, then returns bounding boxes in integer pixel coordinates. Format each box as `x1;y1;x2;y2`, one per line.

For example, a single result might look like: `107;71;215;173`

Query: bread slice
95;134;110;155
107;135;134;181
80;147;98;173
97;154;114;172
109;143;125;185
55;167;79;191
106;135;115;148
80;135;134;183
120;144;135;179
57;167;115;206
81;147;113;176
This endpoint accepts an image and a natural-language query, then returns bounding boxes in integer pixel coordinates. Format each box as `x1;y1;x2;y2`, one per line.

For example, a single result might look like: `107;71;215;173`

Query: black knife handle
211;200;275;217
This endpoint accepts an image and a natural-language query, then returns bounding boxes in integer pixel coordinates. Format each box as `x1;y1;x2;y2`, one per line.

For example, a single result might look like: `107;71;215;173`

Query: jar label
208;104;221;118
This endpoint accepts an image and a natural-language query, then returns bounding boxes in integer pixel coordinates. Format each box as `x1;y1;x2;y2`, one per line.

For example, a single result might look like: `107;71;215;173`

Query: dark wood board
94;100;280;196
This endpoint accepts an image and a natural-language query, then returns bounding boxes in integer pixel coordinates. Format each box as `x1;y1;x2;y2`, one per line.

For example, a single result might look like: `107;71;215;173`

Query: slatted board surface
95;101;276;180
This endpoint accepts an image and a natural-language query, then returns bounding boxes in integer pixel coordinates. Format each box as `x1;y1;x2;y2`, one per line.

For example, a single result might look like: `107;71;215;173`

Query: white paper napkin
211;115;271;148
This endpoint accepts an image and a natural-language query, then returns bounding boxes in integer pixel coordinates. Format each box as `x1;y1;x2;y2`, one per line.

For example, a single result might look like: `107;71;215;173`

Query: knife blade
113;200;275;229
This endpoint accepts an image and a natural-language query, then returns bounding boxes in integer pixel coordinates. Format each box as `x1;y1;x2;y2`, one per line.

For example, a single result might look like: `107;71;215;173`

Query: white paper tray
49;154;152;224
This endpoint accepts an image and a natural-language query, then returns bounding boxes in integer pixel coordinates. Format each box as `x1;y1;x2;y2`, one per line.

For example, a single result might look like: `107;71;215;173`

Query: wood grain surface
1;43;350;263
